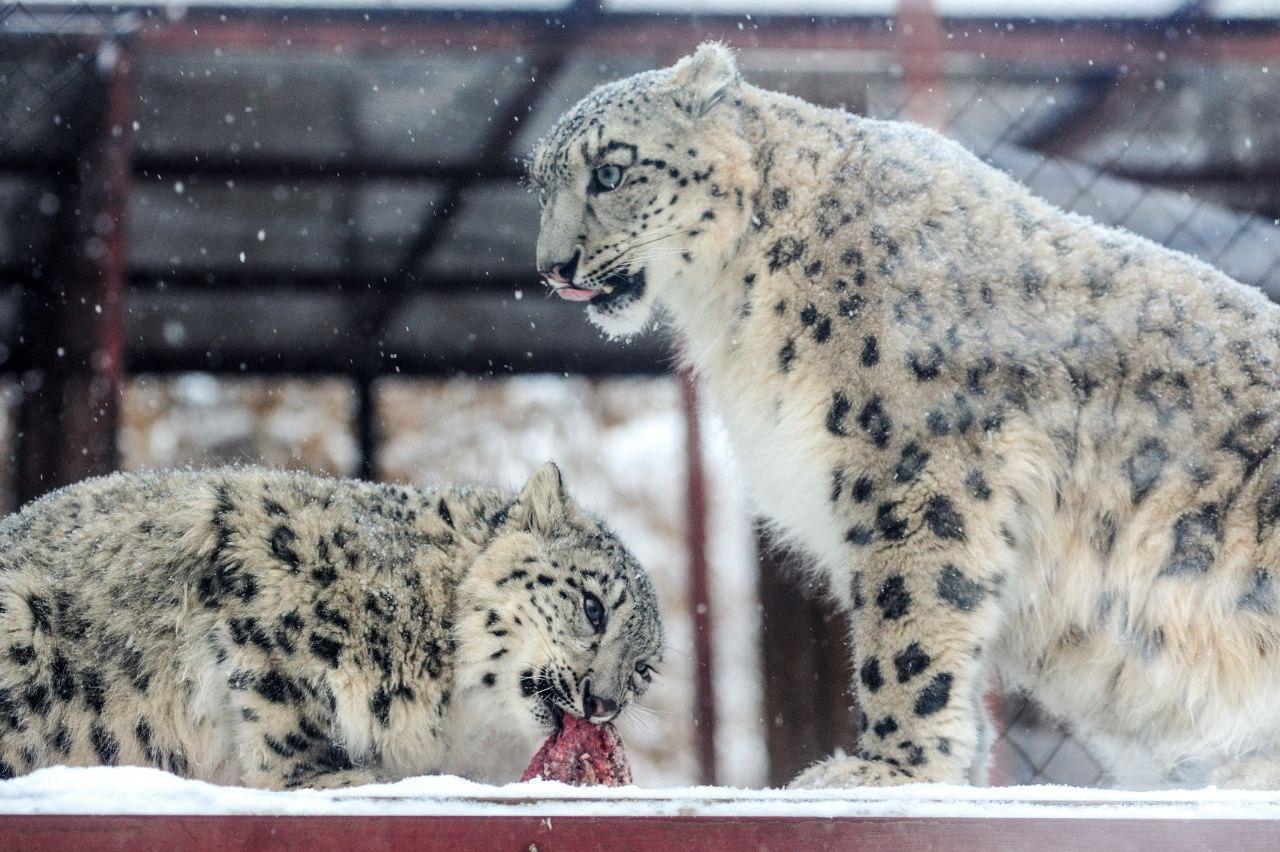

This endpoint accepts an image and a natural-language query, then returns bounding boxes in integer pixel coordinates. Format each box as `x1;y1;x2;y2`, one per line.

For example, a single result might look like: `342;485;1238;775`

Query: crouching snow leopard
531;43;1280;789
0;463;662;789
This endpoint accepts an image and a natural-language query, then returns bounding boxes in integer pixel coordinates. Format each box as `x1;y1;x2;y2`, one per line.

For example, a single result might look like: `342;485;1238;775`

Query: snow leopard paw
1206;754;1280;790
788;752;922;789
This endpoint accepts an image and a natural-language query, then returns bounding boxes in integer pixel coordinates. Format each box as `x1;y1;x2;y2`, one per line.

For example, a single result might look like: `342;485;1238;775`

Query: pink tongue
557;288;597;302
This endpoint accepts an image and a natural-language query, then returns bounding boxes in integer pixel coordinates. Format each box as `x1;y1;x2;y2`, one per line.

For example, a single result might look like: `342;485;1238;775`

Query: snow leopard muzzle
550;268;646;313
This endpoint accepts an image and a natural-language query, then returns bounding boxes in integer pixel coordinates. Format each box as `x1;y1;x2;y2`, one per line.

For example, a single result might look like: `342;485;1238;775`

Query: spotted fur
532;43;1280;789
0;464;662;788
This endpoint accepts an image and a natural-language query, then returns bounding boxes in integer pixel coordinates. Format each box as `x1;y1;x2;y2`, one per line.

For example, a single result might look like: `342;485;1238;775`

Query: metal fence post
16;38;134;504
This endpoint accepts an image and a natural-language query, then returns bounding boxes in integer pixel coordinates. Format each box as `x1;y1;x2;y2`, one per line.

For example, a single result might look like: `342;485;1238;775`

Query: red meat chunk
520;714;632;786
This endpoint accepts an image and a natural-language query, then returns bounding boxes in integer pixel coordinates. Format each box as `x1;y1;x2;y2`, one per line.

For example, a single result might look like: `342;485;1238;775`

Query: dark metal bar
354;373;377;481
0;274;677;379
135;155;523;183
6;157;1274;217
118;269;539;296
119;343;673;379
1020;0;1220;160
1109;167;1280;191
679;371;718;787
336;80;380;483
0;150;522;181
1015;70;1126;155
15;41;134;504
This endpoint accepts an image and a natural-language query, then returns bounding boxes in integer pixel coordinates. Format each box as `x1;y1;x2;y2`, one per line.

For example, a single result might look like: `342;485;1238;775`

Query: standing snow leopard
531;44;1280;789
0;464;662;789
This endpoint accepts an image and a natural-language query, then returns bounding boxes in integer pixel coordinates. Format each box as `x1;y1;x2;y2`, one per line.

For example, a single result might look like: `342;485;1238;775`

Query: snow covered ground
4;767;1280;820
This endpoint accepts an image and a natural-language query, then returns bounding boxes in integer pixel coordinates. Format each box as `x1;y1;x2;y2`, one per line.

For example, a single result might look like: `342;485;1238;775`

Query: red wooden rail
3;814;1279;851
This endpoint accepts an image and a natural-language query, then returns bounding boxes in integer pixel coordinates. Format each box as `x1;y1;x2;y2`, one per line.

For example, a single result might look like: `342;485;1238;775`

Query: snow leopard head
528;43;755;338
456;462;664;738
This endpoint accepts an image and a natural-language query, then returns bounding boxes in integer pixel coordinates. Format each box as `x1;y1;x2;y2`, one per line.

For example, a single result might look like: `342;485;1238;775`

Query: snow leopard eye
583;591;606;633
591;164;624;193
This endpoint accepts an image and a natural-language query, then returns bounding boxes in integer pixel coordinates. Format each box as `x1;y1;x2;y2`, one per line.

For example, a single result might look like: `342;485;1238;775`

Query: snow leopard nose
540;249;580;284
582;680;619;722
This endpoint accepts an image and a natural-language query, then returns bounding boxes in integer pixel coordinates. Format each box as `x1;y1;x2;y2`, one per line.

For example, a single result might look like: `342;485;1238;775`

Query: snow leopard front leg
229;666;391;791
216;621;392;790
792;483;1010;788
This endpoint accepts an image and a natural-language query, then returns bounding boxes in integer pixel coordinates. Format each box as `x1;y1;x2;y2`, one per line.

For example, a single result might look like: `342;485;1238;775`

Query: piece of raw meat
520;714;632;786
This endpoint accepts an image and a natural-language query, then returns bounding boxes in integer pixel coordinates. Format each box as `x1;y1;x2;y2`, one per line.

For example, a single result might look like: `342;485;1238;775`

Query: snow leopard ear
517;461;568;533
671;42;739;119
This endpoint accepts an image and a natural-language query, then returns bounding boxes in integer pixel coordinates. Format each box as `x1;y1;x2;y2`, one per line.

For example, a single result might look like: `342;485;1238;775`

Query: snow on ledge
4;767;1280;820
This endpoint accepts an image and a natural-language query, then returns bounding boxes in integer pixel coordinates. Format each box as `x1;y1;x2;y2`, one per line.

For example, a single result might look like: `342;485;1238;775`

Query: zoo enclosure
2;0;1280;787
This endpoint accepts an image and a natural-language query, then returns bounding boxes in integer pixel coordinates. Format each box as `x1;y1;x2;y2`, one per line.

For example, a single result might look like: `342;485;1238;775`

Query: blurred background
2;0;1278;789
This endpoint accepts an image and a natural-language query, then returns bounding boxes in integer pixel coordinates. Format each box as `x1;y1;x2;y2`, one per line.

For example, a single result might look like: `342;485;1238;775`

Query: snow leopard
0;463;662;789
530;43;1280;789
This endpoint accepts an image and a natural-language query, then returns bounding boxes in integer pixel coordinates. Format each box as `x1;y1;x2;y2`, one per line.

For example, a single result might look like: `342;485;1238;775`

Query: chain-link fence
0;3;117;148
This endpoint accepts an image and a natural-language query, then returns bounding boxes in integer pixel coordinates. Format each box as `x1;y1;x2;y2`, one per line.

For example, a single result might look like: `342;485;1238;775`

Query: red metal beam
898;0;946;131
680;371;718;786
984;683;1010;785
134;15;540;52
5;814;1280;850
6;6;1280;65
121;12;1280;66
